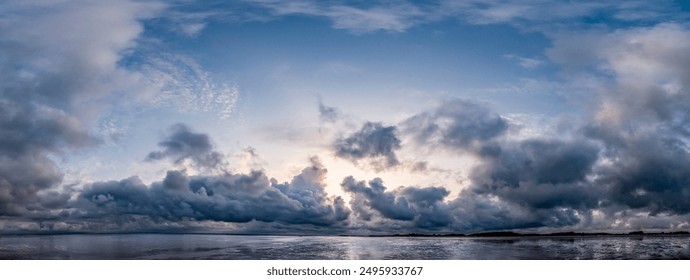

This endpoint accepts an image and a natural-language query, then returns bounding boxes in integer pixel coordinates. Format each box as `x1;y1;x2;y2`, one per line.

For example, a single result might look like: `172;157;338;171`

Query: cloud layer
71;157;349;231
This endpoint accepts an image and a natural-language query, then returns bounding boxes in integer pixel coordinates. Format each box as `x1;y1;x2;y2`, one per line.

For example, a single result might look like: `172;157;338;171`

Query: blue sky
1;0;690;234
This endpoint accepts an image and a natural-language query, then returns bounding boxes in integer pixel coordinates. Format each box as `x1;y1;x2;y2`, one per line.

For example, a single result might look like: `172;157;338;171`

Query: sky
1;0;690;235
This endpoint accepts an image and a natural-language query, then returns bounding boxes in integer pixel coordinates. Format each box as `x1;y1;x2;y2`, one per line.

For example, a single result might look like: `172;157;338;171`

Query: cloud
471;139;600;188
0;101;99;216
124;51;239;120
594;136;690;215
334;122;401;169
0;2;237;143
146;124;224;170
0;0;237;220
1;3;234;142
0;0;161;217
403;99;508;153
504;54;544;69
548;23;690;215
240;0;684;33
341;176;452;229
69;157;349;230
246;0;431;33
334;134;602;232
0;0;164;113
318;98;339;123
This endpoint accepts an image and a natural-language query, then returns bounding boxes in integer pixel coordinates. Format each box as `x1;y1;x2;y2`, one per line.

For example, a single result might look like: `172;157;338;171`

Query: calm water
1;234;689;259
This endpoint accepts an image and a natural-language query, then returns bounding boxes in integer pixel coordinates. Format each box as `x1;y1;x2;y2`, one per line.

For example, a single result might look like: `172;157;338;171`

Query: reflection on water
1;234;689;259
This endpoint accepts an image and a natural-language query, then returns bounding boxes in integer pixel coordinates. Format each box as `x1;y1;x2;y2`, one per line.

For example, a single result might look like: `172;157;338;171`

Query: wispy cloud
237;0;685;33
504;54;544;69
243;0;435;33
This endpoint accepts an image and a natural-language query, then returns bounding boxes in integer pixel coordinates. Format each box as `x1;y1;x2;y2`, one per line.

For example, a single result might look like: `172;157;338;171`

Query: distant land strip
365;231;690;238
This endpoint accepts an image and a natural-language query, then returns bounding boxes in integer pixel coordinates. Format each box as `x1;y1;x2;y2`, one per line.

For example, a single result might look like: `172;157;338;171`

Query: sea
1;234;689;259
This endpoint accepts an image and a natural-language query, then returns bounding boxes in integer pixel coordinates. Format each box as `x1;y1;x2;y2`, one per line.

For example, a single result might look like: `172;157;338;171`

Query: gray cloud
550;24;690;220
70;157;349;230
438;23;690;232
0;100;98;216
334;122;401;169
403;99;508;152
471;139;599;188
588;133;690;216
334;78;687;233
146;123;224;169
0;0;159;216
341;177;415;221
457;138;601;230
341;176;452;230
0;0;163;114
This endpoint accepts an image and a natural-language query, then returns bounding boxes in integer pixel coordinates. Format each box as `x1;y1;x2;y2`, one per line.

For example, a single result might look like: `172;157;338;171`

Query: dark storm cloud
341;176;452;229
336;172;591;233
448;192;585;232
545;24;690;223
71;158;349;228
403;99;508;152
470;139;599;189
588;132;690;216
334;122;401;169
146;123;224;169
0;100;98;216
441;138;602;231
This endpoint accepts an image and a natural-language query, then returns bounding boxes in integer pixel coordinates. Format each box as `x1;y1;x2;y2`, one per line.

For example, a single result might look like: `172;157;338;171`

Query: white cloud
548;23;690;124
504;55;544;69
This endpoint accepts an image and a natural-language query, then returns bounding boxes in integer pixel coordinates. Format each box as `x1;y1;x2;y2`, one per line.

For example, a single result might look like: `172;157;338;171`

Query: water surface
1;234;689;259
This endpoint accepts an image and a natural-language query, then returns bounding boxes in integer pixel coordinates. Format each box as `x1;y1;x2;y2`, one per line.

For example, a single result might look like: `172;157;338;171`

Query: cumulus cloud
341;176;451;230
547;24;690;218
1;120;350;232
334;122;401;169
146;123;224;170
0;0;237;222
461;139;601;228
0;104;91;217
0;0;159;217
68;157;349;230
403;99;508;153
439;23;690;231
0;0;164;113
